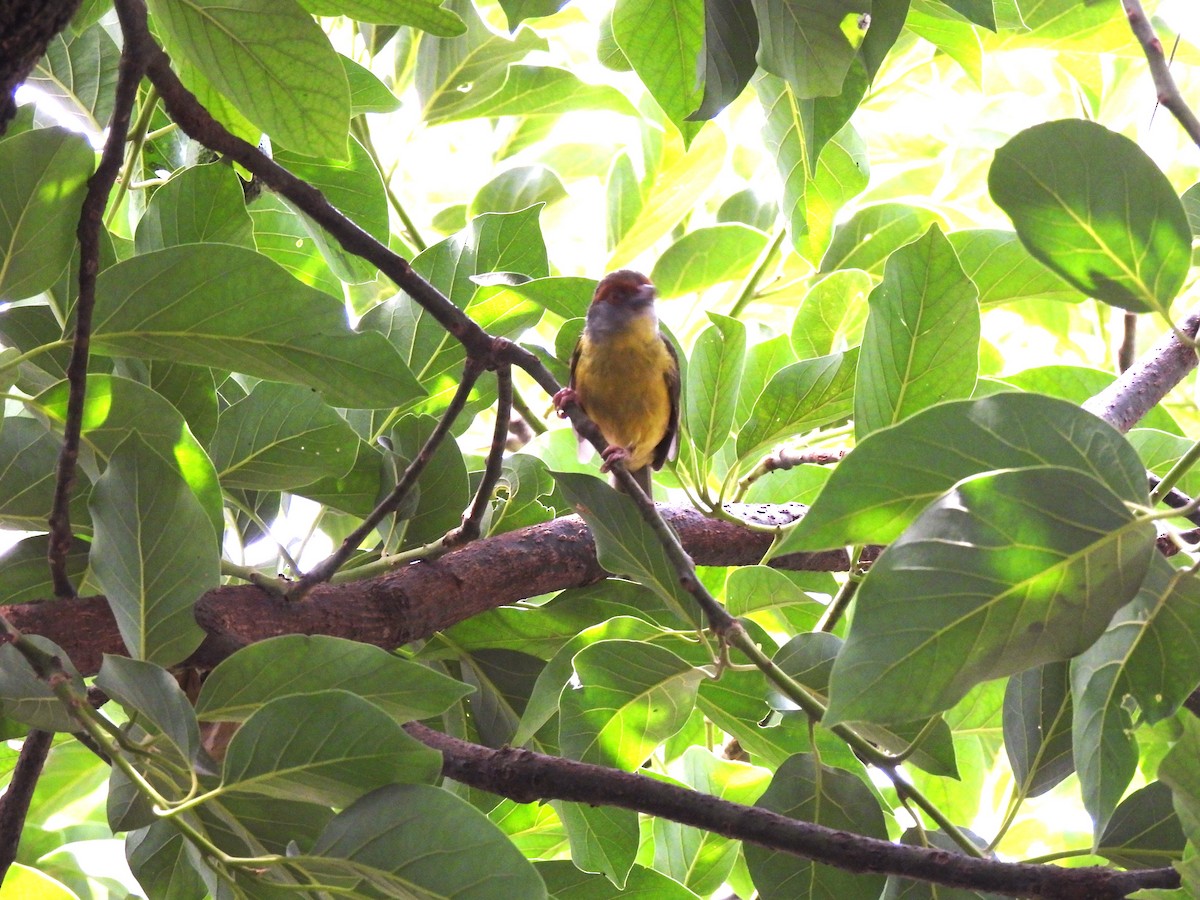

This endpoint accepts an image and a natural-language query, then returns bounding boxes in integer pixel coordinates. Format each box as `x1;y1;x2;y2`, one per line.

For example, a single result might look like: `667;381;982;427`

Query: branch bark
406;723;1180;900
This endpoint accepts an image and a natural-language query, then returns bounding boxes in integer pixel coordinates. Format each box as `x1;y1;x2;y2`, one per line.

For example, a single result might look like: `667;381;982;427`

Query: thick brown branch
0;729;53;881
1083;307;1200;432
405;723;1179;899
46;30;147;597
4;504;842;676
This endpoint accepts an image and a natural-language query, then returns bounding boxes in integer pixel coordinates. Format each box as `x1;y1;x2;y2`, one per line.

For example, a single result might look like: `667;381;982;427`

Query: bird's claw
599;445;630;473
552;387;577;418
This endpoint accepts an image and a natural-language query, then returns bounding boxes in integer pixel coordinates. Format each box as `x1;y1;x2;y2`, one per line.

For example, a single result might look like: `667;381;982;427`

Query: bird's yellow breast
574;316;673;473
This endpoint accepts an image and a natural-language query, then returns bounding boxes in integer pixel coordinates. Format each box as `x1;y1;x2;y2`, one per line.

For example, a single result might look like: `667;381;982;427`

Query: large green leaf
88;434;214;665
735;348;858;461
745;754;888;898
418;23;548;118
197;634;471;723
651;225;769;297
276;137;390;283
36;375;224;537
685;314;746;466
559;639;705;769
1096;781;1186;870
0;417;89;532
300;0;465;33
948;229;1085;305
781;392;1149;552
855;224;979;438
554;800;640;888
96;656;201;766
134;163;255;253
988;119;1191;314
553;472;701;626
147;0;350;159
824;466;1156;725
0;534;89;604
690;0;760;120
222;690;440;806
29;22;120;132
790;268;872;359
612;0;705;144
428;65;637;123
752;0;872;99
308;784;547;899
91;244;424;409
820;202;942;274
209;381;359;491
0;127;93;301
1003;661;1075;798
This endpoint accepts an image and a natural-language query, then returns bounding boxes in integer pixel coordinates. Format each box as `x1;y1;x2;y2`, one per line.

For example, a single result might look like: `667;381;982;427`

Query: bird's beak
635;283;656;305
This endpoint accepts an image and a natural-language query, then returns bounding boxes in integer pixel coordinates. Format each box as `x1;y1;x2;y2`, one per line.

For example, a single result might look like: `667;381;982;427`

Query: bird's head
585;270;658;339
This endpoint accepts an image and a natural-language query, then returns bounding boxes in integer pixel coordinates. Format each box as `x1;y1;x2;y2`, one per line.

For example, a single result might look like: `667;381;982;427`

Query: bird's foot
599;445;630;473
552;387;577;418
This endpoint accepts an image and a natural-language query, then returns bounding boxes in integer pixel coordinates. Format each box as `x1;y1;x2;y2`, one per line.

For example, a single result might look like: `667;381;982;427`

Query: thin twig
292;361;484;593
1122;0;1200;149
1118;312;1138;372
446;362;512;547
46;35;147;598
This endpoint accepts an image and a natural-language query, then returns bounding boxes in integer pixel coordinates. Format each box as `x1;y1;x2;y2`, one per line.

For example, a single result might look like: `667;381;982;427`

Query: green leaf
907;4;983;85
790;268;872;359
96;656;201;766
1003;661;1075;798
559;639;704;769
0;127;93;301
0;636;85;732
685;314;746;465
1071;615;1140;839
471;166;567;216
342;54;401;114
820;202;942;275
197;634;471;723
310;784;547;899
988;119;1191;314
553;472;700;626
948;229;1085;305
301;0;465;33
752;0;871;99
126;822;208;900
429;65;638;123
553;800;640;887
825;466;1156;725
734;332;797;426
1157;717;1200;846
92;244;425;409
419;26;549;118
36;375;224;537
781;392;1149;552
651;225;769;297
88;433;214;665
0;534;88;604
249;192;342;296
29;23;120;132
0;417;88;532
690;0;760;120
147;0;351;159
654;748;769;894
384;413;470;547
1097;781;1186;869
798;121;869;262
134;163;255;253
854;224;980;438
276;136;390;283
735;348;858;461
500;0;567;30
612;0;705;144
209;381;359;491
501;276;595;321
607;153;643;250
1005;365;1182;436
538;860;698;897
222;691;441;806
745;754;888;899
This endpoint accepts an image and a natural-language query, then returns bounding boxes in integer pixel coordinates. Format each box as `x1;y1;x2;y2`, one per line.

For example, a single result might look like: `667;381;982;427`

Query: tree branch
405;723;1179;899
4;504;840;676
0;0;81;133
1083;307;1200;432
0;729;53;882
46;29;146;598
1122;0;1200;149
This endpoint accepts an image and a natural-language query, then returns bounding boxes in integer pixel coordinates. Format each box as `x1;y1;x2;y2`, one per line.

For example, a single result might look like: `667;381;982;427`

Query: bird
553;270;680;497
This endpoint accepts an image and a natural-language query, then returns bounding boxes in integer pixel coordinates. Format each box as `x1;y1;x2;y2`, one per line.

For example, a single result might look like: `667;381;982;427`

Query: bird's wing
653;334;681;469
